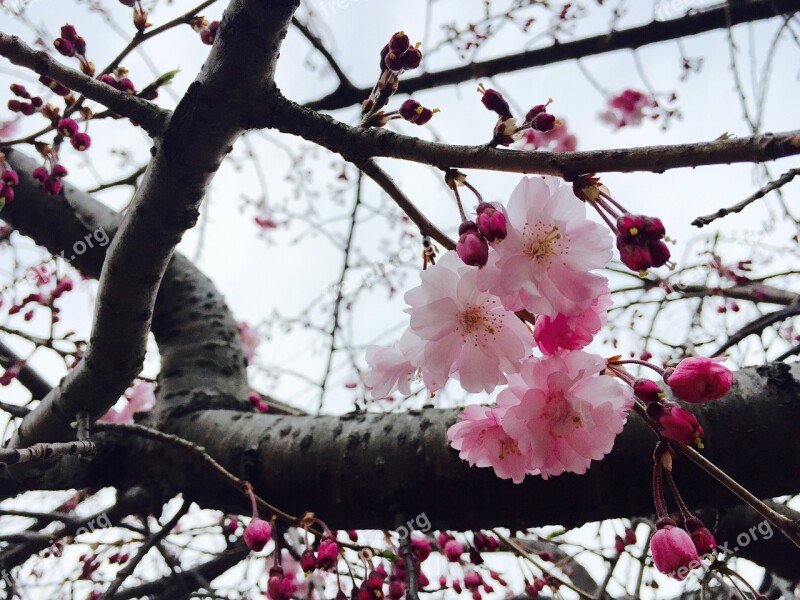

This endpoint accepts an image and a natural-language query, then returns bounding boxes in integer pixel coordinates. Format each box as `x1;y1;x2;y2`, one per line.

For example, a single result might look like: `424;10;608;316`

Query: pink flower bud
388;578;404;600
119;0;136;6
316;537;339;570
616;239;653;272
464;570;483;590
475;202;507;243
32;166;48;182
443;539;463;562
389;31;410;53
243;518;272;552
657;403;704;446
51;164;68;178
531;112;555;132
267;566;294;600
116;78;136;94
10;83;30;98
633;379;663;403
70;132;92;151
648;240;671;268
1;170;18;186
0;184;13;203
666;356;733;403
44;177;63;195
300;548;317;572
402;46;422;70
98;74;118;88
686;517;716;556
57;118;79;137
411;535;431;562
54;38;76;57
480;88;512;119
384;51;404;72
650;519;701;580
456;222;489;268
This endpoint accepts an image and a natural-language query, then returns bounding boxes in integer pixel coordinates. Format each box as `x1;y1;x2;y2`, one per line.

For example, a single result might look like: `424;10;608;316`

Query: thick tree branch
306;0;799;111
3;0;301;455
258;94;800;178
0;33;170;137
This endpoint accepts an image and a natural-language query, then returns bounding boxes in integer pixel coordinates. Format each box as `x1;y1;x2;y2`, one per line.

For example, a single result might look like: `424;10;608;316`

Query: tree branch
258;94;800;178
0;33;170;137
306;0;799;111
3;0;301;457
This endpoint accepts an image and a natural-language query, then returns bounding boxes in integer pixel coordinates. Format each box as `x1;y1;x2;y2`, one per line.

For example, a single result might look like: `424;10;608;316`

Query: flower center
542;392;582;437
498;437;521;459
458;304;501;344
522;221;566;266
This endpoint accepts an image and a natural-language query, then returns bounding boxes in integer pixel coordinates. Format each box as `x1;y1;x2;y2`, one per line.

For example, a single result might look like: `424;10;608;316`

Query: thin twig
0;440;96;465
693;168;800;227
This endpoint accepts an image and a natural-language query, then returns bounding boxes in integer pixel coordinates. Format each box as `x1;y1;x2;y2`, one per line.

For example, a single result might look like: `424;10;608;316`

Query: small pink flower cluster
600;89;656;129
237;320;261;364
478;86;557;146
57;118;91;151
0;167;19;206
190;17;220;45
7;83;44;116
381;31;423;74
32;162;68;196
366;177;634;481
54;24;94;76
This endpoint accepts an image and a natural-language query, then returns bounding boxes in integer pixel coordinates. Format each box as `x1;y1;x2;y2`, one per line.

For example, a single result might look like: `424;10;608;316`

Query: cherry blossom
237;320;260;364
650;519;701;580
518;119;577;152
447;404;531;483
404;251;533;393
364;342;416;399
100;380;156;424
498;351;633;479
477;176;612;317
600;89;654;128
533;287;611;354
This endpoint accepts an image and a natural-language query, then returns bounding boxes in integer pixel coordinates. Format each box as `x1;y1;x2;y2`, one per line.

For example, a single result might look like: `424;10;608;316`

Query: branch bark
258;93;800;178
2;0;301;456
306;0;800;111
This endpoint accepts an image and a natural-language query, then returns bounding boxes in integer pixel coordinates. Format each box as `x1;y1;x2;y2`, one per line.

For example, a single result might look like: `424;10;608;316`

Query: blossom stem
652;460;668;519
450;182;468;222
664;468;693;522
591;202;619;233
462;179;484;204
609;358;665;376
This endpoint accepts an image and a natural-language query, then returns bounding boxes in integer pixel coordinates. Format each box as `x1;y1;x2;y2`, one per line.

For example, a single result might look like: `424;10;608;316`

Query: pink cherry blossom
447;404;531;484
404;251;533;393
533;287;611;354
499;351;633;479
364;342;416;399
237;321;260;364
477;176;612;317
650;521;701;580
518;119;577;152
100;380;156;424
600;89;654;129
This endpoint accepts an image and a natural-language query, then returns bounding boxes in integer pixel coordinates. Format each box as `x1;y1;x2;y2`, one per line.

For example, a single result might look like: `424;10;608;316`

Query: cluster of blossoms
190;16;221;45
361;32;433;128
56;117;91;151
478;86;557;147
32;161;68;195
366;174;734;488
54;24;94;76
0;165;19;207
573;174;673;274
599;89;657;129
7;83;44;116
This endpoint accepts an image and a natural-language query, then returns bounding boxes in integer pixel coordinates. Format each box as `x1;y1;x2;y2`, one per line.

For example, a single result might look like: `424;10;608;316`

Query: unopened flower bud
57;118;79;137
531;112;555;132
475;202;507;243
54;37;76;57
389;31;410;53
632;378;663;403
70;132;91;151
479;87;512;119
402;46;422;70
456;222;489;268
244;518;272;552
685;517;716;556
